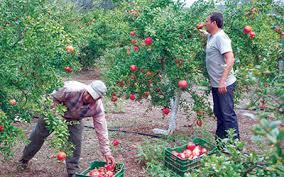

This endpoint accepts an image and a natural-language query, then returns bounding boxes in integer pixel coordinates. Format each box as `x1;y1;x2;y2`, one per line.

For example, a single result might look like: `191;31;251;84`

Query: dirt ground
0;69;259;177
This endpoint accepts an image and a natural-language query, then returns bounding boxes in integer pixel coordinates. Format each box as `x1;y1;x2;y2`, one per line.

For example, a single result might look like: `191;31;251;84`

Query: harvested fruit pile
171;142;208;160
87;164;116;177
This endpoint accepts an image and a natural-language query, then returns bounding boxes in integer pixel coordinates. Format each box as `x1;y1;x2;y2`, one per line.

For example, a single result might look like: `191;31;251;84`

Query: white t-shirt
206;30;236;87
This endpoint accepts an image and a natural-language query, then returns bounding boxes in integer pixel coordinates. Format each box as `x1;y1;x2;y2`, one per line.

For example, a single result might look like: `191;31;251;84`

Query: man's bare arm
218;51;235;94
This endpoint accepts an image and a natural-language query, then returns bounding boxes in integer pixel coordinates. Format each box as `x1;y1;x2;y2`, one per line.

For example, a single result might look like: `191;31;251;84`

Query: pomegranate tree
103;0;213;135
103;0;282;136
0;0;92;157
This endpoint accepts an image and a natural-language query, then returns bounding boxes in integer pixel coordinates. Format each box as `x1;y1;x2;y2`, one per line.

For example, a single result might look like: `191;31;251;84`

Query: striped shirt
51;81;111;156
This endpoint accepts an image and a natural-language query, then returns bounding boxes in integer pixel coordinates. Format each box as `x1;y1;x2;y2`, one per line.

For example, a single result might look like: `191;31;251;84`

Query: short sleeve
216;34;232;54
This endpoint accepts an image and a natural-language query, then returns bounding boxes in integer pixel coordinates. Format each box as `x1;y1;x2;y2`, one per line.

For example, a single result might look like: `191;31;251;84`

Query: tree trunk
153;92;181;135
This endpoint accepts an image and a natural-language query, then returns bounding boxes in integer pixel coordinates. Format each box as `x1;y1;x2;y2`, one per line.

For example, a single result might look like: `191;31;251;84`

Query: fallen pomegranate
162;107;170;115
56;151;66;161
129;93;136;101
112;139;120;146
178;80;188;89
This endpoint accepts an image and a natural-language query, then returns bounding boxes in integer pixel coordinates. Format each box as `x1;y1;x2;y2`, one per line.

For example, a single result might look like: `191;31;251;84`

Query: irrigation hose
84;125;162;139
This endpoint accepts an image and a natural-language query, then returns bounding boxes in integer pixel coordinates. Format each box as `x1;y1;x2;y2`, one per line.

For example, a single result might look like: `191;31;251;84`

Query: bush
0;0;90;158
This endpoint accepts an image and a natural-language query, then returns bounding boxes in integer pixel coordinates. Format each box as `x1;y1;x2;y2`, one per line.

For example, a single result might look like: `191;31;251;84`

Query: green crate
164;138;217;176
76;161;124;177
165;158;200;177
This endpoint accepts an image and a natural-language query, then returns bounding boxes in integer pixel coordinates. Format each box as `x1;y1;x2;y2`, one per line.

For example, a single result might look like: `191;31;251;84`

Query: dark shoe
17;159;29;170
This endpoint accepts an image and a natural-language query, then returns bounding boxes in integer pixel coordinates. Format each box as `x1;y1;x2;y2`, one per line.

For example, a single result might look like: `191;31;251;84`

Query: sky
180;0;198;8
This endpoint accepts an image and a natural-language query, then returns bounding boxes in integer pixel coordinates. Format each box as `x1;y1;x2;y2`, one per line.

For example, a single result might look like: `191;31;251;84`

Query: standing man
18;80;115;177
202;12;240;140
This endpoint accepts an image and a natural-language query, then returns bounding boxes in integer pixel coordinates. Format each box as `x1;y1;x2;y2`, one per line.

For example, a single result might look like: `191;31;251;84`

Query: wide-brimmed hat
85;80;107;100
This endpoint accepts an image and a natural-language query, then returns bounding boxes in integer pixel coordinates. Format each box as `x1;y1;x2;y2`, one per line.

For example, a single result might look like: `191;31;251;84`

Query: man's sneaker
17;159;29;170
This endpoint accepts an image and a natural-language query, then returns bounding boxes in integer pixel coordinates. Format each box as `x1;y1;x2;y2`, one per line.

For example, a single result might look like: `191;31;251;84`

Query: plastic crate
164;138;217;176
76;161;124;177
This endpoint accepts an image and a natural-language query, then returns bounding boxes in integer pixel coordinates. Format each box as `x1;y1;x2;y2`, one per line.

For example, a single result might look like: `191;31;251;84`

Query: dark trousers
212;82;240;140
20;118;83;175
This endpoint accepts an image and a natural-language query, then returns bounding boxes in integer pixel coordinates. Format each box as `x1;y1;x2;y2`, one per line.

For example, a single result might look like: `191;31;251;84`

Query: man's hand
218;80;227;94
105;154;115;165
198;29;209;38
51;100;60;109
